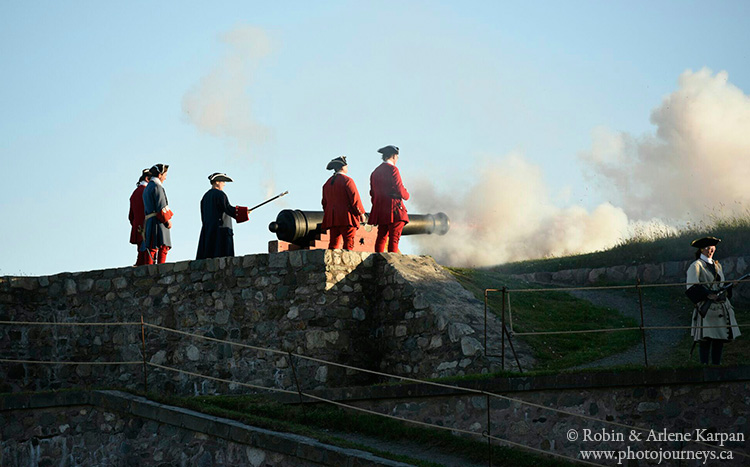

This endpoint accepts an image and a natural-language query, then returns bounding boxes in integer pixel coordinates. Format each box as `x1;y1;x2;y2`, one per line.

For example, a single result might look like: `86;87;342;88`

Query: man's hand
166;220;173;229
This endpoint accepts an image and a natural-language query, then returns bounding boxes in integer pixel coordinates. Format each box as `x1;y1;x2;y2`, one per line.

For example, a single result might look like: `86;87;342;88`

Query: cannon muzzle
269;210;450;247
402;212;451;236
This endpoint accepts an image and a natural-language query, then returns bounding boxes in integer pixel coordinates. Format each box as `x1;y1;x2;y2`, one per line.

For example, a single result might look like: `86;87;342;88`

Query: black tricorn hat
149;163;169;177
691;236;721;248
326;156;347;170
208;172;234;183
377;145;399;157
138;168;151;183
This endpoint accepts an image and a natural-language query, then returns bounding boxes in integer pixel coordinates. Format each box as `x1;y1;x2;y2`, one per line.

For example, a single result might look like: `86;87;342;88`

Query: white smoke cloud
414;68;750;267
182;25;273;156
580;68;750;221
412;153;630;267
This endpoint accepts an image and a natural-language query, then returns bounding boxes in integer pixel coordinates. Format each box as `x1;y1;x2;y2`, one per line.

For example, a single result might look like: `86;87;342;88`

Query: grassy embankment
447;267;642;371
149;392;574;467
492;213;750;275
448;214;750;371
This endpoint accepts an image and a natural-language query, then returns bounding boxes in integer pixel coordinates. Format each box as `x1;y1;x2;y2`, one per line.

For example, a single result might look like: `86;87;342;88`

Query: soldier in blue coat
142;164;173;264
196;173;249;260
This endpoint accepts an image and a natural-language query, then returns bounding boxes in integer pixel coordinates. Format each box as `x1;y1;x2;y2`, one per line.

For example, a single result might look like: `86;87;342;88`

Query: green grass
447;267;641;370
149;393;574;467
490;214;750;275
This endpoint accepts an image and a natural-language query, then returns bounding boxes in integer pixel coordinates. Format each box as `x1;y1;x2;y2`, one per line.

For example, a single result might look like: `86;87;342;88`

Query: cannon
268;210;450;252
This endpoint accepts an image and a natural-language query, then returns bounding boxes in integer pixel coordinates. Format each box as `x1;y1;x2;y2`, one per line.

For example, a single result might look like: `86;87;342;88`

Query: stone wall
0;390;409;467
0;251;506;395
4;369;749;466
324;367;750;465
516;255;750;296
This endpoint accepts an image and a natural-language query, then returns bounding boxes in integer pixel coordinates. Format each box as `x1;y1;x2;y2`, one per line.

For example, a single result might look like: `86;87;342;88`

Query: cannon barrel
402;212;450;236
269;210;450;245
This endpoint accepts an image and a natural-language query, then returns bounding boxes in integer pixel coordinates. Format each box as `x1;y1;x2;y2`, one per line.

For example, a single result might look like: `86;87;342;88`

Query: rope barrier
289;352;486;394
138;323;750;458
143;323;288;357
490;277;750;293
145;358;597;465
2;317;748;460
299;391;481;437
146;362;299;396
488;278;748;337
0;318;485;396
510;323;749;336
510;327;641;336
0;321;140;326
0;358;141;365
149;360;598;465
482;389;749;459
143;321;483;395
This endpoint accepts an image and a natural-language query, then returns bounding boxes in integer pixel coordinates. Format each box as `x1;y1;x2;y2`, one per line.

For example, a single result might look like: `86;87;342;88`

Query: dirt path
568;289;689;368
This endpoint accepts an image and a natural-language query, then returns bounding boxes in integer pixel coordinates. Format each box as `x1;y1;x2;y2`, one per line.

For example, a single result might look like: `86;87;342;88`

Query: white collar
334;170;348;176
151;177;162;187
386;159;395;166
139;181;148;186
700;254;714;265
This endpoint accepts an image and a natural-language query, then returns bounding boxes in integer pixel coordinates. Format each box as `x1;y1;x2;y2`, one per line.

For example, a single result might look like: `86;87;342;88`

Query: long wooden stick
248;191;289;212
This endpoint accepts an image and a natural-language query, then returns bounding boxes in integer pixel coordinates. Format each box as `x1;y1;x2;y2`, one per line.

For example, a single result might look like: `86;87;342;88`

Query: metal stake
486;393;493;467
636;279;649;367
140;314;148;393
501;287;507;370
502;325;523;373
288;352;305;406
484;290;488;356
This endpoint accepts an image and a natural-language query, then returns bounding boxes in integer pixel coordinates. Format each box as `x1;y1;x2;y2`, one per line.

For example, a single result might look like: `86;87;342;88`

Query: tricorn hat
377;145;399;157
208;172;234;183
326;156;347;170
690;236;721;248
137;168;151;184
149;163;169;177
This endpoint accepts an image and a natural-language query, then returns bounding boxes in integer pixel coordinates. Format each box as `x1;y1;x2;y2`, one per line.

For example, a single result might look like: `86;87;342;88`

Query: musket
249;191;289;213
686;272;750;318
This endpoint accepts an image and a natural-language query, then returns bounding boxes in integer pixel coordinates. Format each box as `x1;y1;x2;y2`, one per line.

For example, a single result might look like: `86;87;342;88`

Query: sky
1;1;750;276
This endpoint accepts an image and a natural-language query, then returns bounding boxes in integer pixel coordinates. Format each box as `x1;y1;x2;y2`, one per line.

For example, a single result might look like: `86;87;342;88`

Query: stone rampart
0;390;409;467
0;251;506;395
516;255;750;295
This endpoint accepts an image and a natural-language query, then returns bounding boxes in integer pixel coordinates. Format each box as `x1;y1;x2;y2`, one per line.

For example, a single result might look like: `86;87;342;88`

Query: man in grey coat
141;164;174;264
686;236;741;364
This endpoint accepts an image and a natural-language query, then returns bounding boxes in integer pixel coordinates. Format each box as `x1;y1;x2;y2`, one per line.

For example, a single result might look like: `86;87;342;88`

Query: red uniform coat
368;162;409;226
321;173;365;229
128;184;147;245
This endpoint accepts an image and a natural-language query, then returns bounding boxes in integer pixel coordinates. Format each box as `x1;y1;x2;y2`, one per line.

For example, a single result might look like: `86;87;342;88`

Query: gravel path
569;288;689;368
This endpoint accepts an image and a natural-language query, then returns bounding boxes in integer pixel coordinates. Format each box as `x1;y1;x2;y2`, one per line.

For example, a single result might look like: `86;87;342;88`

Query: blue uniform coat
142;179;172;249
196;188;239;259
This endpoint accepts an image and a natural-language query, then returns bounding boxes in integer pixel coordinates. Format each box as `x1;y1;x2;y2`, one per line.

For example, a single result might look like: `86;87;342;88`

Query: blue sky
2;1;749;275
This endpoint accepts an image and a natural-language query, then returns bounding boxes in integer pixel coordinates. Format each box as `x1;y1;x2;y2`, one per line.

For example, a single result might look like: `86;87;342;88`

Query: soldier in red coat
321;156;365;250
128;169;151;266
369;145;409;253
